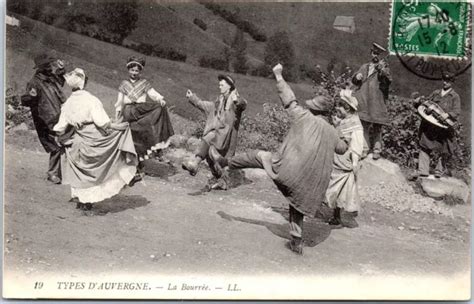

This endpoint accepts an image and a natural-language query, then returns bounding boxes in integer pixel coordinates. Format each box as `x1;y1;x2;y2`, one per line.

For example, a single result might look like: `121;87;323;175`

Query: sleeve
276;79;297;109
114;92;124;113
91;98;111;128
147;88;164;102
448;93;461;120
21;82;40;107
188;93;214;114
53;110;69;134
351;65;365;86
349;129;365;157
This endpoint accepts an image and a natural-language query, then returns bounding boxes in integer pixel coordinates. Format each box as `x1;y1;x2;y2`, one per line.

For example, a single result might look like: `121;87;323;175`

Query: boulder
357;156;406;188
169;134;188;149
420;176;470;202
242;168;273;185
186;136;201;153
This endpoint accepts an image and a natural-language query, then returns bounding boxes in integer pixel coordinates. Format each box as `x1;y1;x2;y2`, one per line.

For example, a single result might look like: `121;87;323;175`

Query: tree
97;2;138;44
231;30;248;74
264;31;296;81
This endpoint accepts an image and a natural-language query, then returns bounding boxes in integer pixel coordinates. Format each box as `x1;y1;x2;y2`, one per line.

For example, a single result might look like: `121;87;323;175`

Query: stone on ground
358;156;406;188
186;136;201;153
420;177;470;202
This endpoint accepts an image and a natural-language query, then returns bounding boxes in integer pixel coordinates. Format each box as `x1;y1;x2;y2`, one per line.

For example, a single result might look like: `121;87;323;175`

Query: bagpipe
412;93;456;129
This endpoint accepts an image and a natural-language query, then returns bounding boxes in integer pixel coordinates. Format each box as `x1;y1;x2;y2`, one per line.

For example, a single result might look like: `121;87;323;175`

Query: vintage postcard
3;0;472;300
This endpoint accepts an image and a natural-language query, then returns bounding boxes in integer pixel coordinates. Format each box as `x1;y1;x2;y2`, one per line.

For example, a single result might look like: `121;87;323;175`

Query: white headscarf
65;68;86;90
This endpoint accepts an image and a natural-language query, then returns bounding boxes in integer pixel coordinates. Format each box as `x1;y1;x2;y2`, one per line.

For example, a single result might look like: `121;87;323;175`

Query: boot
288;236;303;255
182;156;201;176
341;210;359;228
328;207;342;228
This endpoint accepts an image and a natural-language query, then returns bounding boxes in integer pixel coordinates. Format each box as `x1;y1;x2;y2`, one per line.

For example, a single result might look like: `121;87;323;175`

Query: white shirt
54;90;110;133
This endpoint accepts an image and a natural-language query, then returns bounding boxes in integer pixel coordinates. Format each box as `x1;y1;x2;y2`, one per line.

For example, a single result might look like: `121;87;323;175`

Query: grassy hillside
6;15;315;123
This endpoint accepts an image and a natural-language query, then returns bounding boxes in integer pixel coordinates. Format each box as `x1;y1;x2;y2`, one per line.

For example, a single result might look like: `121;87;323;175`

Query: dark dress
117;79;174;157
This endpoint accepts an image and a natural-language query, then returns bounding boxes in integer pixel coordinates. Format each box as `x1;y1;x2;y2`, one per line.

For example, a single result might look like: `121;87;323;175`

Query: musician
410;73;461;179
351;42;392;160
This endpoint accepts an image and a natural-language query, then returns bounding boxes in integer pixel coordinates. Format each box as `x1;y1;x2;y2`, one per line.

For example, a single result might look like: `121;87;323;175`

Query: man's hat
218;74;235;90
33;53;57;69
371;42;387;54
442;72;455;82
339;89;358;111
305;95;333;112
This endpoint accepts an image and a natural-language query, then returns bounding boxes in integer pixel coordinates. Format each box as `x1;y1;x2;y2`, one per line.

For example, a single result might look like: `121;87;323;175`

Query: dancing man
215;64;348;255
21;53;67;184
182;74;247;191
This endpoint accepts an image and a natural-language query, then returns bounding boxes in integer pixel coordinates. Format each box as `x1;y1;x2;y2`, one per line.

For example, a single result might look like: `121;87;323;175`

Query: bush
264;31;296;81
193;18;207;31
199;55;229;71
239;103;290;152
5;86;34;130
249;64;271;78
203;3;267;42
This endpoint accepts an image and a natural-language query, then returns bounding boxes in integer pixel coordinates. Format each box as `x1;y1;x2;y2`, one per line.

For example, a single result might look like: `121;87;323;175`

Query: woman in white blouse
115;56;174;181
54;68;138;211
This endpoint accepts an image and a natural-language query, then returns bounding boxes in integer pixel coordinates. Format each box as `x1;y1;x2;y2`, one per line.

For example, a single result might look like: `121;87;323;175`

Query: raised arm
186;89;214;114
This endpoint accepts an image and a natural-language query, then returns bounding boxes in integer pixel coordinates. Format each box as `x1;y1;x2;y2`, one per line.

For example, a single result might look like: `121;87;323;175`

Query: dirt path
3;132;471;298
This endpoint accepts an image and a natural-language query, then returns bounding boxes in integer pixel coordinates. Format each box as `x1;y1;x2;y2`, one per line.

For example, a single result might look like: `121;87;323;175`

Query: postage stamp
389;0;470;59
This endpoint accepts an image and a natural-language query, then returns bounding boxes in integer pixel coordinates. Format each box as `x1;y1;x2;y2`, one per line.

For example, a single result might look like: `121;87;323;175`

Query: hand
272;63;283;75
160;99;166;107
110;122;129;131
186;89;193;99
355;73;363;81
424;107;433;115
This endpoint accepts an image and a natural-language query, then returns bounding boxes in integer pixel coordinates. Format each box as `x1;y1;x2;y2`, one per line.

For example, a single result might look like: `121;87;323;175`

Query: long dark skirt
123;102;174;157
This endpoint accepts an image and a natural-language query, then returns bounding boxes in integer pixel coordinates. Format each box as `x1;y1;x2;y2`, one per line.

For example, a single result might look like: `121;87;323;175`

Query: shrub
264;31;296;81
203;2;267;42
97;2;139;44
239;103;290;152
199;55;229;71
5;86;34;130
193;18;207;31
250;64;271;78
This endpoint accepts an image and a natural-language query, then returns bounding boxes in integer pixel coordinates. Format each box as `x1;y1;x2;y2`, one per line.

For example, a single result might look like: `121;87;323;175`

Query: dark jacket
418;88;461;155
21;72;66;152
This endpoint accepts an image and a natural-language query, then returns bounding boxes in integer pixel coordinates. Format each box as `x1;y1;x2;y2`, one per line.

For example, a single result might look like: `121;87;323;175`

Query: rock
358;157;406;188
169;134;188;148
186;136;201;153
243;168;271;183
420;176;470;202
10;122;29;132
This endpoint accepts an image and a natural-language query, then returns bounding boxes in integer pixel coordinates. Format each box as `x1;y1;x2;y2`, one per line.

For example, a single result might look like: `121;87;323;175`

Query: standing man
21;53;67;184
410;73;461;179
215;64;348;255
182;74;247;191
352;42;392;160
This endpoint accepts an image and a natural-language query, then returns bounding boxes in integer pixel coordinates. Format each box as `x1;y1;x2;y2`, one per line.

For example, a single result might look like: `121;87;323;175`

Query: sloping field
7;15;314;123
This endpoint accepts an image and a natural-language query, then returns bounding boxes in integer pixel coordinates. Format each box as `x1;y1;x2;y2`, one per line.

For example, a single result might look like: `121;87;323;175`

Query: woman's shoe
288;237;303;255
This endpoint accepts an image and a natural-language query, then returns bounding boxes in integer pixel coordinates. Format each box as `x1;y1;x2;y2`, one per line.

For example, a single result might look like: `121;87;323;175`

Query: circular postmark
389;1;471;80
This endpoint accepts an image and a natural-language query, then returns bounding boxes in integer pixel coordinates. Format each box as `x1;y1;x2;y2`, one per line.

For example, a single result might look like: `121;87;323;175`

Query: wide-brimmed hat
217;74;235;90
371;42;387;54
305;95;333;112
339;89;358;111
126;56;146;70
33;53;57;69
